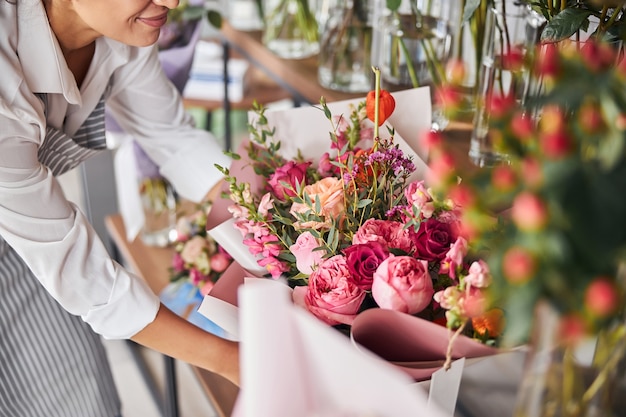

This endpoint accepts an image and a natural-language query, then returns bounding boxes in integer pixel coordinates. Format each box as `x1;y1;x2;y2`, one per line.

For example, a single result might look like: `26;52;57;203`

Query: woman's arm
131;303;240;385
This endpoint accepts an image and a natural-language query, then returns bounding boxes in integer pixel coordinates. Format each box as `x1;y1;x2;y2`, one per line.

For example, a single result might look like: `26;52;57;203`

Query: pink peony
344;242;390;291
372;255;434;315
267;161;311;200
289;231;327;275
292;255;366;326
353;219;414;253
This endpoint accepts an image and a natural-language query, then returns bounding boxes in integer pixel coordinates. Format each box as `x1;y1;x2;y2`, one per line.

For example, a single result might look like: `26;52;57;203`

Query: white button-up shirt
0;0;231;338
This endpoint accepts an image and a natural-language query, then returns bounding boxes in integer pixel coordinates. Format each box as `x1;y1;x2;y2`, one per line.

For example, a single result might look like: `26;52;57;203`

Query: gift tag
427;358;465;417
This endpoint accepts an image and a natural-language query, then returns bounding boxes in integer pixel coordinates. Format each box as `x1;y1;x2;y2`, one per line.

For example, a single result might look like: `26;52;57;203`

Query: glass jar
262;0;320;59
317;0;374;93
514;302;626;417
468;1;545;167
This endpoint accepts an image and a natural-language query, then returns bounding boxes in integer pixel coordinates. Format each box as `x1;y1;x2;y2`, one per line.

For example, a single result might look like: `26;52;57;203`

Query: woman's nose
153;0;179;10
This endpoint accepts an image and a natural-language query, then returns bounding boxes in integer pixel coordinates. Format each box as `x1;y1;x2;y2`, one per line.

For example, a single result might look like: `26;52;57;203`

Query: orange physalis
366;89;395;126
472;308;505;338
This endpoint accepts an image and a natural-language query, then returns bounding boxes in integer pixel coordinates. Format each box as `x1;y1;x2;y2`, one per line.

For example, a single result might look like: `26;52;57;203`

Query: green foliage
438;41;626;345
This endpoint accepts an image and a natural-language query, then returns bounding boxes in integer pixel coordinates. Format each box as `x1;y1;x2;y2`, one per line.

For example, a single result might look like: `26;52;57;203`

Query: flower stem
373;66;381;141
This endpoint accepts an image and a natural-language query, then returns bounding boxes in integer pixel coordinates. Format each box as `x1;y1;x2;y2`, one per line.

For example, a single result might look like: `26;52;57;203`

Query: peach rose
290;177;345;229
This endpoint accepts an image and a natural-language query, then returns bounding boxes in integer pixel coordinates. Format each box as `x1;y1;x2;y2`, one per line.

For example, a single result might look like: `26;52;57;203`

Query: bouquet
216;72;503;370
170;202;234;296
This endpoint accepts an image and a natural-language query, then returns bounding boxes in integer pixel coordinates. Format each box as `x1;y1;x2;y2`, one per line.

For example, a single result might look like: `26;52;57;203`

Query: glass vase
468;0;545;167
317;0;374;93
514;302;626;417
261;0;320;59
139;177;177;247
372;0;459;90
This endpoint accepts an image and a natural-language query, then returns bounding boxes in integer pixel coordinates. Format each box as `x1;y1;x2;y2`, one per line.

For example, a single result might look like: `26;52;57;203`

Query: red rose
412;218;456;262
344;242;390;291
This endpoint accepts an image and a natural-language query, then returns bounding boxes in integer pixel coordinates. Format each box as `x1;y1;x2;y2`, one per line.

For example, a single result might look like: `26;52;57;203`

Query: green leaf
386;0;402;12
357;199;373;208
206;10;223;29
540;8;593;42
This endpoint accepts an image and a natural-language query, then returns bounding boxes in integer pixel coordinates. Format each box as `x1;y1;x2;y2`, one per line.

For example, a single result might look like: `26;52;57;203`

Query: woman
0;0;238;416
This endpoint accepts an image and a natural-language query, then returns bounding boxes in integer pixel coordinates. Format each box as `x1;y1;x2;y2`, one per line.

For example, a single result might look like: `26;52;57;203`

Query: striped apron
0;95;122;417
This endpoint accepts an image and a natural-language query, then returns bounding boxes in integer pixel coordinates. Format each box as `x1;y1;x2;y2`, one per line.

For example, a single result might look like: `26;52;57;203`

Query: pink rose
372;255;434;315
344;242;390;291
267;161;311;200
289;231;327;275
412;218;456;262
292;255;366;326
290;177;345;229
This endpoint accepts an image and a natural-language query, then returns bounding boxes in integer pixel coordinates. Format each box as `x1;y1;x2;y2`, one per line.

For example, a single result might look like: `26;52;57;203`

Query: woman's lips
138;12;168;28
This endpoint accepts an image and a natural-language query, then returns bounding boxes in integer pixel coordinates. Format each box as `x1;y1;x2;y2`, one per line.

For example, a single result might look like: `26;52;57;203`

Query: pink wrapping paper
351;308;499;381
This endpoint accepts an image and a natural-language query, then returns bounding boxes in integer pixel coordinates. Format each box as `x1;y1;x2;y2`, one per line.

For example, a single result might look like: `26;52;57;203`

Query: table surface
104;214;239;417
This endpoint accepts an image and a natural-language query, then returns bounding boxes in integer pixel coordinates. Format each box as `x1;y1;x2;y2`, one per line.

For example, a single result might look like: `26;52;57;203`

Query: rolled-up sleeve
0;98;160;339
105;46;232;203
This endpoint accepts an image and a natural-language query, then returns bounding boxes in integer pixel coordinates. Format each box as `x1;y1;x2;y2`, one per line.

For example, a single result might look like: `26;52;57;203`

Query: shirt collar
16;0;131;105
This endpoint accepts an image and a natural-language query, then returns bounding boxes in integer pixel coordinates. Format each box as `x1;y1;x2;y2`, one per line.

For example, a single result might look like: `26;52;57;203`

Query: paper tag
427;358;465;417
